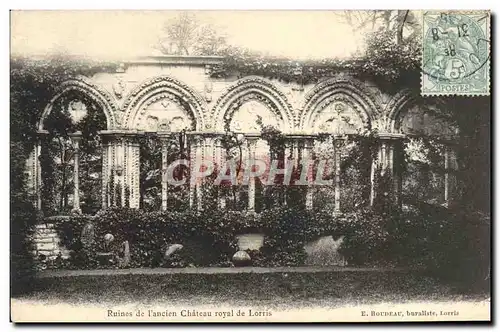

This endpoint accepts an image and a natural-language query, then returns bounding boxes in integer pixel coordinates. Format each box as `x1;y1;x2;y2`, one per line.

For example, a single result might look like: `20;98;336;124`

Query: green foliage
10;55;117;150
208;28;421;91
336;209;392;266
139;133;191;211
46;201;489;289
11;55;115;216
360;29;421;90
10;141;38;295
51;206;341;269
40;92;106;215
209;47;362;85
389;205;490;288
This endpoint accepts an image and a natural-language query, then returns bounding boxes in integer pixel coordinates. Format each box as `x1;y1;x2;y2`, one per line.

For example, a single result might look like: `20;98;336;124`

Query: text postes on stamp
422;11;490;96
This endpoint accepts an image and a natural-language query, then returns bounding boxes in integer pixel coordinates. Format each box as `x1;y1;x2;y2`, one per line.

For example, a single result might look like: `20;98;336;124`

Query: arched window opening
398;105;459;207
40;92;106;215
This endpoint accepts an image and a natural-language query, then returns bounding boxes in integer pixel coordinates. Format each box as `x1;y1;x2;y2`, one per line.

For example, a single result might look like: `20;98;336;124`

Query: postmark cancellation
421;11;490;96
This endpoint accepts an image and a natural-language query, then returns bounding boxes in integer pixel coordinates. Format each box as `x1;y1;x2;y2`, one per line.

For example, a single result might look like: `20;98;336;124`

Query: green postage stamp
422;11;490;96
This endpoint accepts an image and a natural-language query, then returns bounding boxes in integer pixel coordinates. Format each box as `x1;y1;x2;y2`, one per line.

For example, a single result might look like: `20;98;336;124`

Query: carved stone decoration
228;99;280;133
161;100;171;109
135;93;194;132
299;77;380;132
146;115;159;131
306;93;370;134
204;82;213;103
315;101;363;135
101;141;109;208
371;117;390;132
211;76;295;133
384;89;417;133
127;140;141;209
39;76;118;131
112;78;127;100
67;100;88;124
121;75;207;131
158;119;171;132
397;105;458;139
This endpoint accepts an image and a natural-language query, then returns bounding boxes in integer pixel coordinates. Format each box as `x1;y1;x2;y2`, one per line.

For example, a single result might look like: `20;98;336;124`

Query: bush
52;208;239;269
50;206;343;269
10;141;38;295
45;202;489;289
336;210;392;266
387;205;490;289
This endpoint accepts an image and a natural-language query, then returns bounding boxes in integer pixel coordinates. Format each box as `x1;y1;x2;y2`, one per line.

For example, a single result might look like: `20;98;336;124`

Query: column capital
99;130;144;145
376;133;406;140
68;131;83;150
157;131;172;140
68;130;82;140
36;129;50;136
36;129;50;143
246;137;260;146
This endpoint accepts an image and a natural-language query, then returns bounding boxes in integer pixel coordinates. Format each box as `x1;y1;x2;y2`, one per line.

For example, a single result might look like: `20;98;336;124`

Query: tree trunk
396;10;409;45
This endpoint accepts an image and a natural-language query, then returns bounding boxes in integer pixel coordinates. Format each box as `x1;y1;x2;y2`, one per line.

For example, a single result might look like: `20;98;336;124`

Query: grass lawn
12;269;489;309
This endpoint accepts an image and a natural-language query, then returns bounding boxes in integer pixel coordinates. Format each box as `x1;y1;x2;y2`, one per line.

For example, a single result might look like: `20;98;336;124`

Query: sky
10;10;367;60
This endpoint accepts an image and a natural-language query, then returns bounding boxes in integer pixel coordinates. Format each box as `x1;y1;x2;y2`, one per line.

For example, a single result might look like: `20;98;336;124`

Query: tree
335;10;420;45
156;12;228;56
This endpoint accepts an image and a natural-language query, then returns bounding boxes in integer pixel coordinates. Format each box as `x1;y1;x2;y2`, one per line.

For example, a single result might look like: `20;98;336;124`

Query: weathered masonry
25;56;459;214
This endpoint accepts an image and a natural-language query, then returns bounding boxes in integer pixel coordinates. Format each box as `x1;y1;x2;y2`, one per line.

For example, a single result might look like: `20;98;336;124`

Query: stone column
333;136;343;213
101;137;109;209
99;131;116;209
34;130;49;210
392;137;404;208
109;136;119;207
159;132;170;211
292;138;300;169
197;136;205;211
100;131;130;208
371;133;405;208
114;135;126;207
302;138;314;210
188;134;202;209
69;131;82;214
128;135;141;209
215;135;225;168
121;136;128;207
27;130;50;210
247;137;258;212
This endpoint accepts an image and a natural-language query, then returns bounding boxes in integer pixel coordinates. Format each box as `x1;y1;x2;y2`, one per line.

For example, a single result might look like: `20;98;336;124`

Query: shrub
337;210;392;266
45;202;489;288
10;141;38;295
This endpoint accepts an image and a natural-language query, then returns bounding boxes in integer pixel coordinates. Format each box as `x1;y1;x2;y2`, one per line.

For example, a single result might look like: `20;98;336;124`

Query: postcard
10;9;491;323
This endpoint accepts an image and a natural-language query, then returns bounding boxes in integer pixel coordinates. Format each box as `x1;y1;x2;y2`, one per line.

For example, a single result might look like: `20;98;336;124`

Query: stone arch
388;90;458;138
385;89;418;133
299;78;379;132
121;75;206;131
211;76;294;133
38;76;117;130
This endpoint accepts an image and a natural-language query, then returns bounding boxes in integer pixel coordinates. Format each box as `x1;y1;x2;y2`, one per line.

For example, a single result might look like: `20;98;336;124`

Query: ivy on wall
208;29;421;92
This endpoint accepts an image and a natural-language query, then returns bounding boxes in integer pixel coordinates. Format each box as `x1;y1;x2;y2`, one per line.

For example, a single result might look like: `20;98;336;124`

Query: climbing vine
208;29;421;92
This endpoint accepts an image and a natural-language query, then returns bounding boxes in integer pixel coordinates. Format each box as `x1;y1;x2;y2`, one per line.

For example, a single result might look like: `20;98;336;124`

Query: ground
12;267;489;309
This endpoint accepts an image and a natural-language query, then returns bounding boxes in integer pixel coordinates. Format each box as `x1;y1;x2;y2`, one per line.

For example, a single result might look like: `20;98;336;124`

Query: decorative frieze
121;75;207;131
211;76;295;133
28;63;459;217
